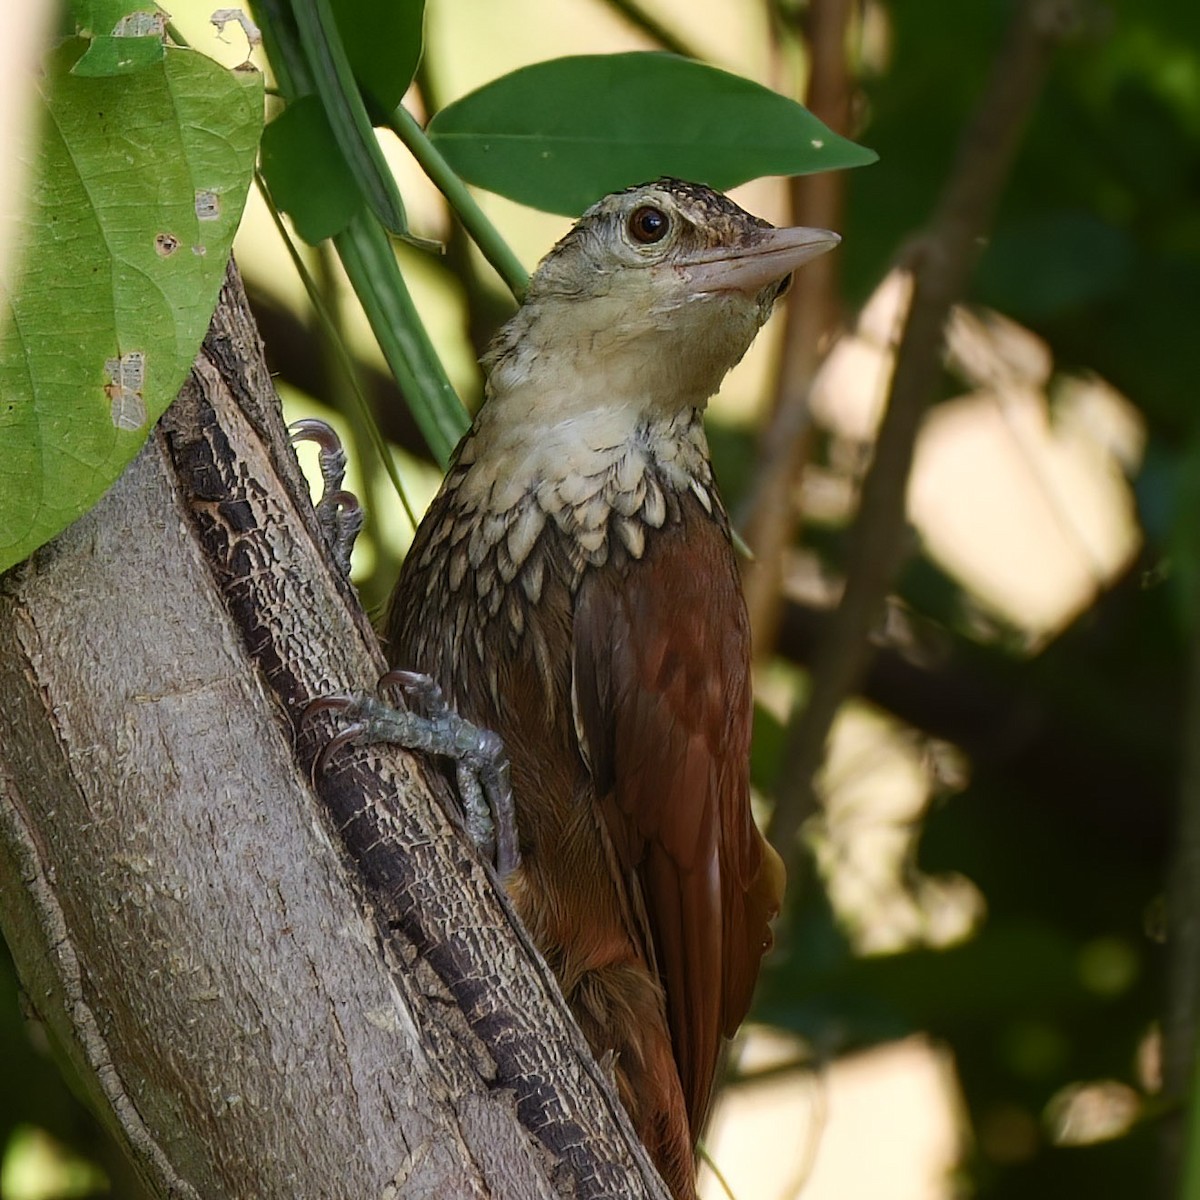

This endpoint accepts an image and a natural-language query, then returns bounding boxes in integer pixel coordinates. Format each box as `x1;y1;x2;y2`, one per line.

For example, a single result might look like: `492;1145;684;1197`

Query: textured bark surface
0;261;670;1199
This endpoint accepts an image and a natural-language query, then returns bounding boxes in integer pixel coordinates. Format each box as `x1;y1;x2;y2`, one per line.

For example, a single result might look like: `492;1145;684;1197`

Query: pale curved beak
678;226;841;296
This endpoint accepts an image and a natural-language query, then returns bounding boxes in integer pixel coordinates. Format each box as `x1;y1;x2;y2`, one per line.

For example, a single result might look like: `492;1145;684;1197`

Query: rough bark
0;261;670;1200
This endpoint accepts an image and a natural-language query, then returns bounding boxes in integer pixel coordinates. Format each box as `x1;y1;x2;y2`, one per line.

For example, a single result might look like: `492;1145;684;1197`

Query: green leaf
428;53;878;216
0;39;262;572
73;34;165;76
261;96;363;243
331;0;425;114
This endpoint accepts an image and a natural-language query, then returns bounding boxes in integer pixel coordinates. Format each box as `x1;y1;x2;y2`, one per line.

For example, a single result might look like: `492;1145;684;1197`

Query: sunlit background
4;0;1195;1195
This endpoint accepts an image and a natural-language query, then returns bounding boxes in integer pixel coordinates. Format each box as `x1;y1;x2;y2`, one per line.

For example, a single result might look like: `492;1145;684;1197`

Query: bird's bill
678;226;841;296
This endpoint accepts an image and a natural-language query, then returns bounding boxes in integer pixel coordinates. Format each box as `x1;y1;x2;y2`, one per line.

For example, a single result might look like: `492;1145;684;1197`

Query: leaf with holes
70;0;167;76
0;39;262;572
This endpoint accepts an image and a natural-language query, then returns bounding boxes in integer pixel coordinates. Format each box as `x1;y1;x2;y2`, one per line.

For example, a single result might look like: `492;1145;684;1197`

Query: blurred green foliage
748;0;1195;1195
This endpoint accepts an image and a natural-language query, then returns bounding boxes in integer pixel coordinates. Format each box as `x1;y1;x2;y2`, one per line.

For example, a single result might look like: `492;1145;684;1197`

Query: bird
382;178;838;1199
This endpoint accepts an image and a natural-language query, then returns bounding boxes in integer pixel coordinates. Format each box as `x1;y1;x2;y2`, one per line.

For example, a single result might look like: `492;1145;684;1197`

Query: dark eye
628;205;669;245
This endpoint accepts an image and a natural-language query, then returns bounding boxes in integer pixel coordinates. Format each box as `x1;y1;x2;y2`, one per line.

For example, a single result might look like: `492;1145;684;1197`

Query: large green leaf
0;39;262;572
331;0;424;114
428;53;878;216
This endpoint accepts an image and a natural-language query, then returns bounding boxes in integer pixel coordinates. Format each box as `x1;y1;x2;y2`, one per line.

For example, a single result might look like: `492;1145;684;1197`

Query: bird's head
485;179;839;414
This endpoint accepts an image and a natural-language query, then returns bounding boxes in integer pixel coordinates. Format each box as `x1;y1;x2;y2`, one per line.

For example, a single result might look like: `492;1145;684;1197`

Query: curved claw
303;693;357;722
289;419;360;576
313;720;370;779
472;729;518;877
289;419;348;496
324;490;365;576
288;417;343;455
303;694;361;781
303;677;520;878
380;668;443;713
380;668;426;690
325;489;362;520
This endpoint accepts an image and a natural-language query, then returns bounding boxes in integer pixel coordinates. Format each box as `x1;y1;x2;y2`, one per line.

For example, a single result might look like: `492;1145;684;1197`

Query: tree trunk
0;261;670;1200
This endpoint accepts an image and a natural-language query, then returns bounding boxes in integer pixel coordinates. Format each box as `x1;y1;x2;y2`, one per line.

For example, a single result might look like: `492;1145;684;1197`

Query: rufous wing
572;497;783;1132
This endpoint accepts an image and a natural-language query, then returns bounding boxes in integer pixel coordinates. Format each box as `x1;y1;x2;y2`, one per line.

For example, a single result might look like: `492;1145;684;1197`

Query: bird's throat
455;400;718;562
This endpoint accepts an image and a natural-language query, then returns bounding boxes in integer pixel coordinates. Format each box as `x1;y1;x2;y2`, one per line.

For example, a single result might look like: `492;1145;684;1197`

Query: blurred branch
258;172;420;531
255;0;469;466
768;0;1084;872
1174;617;1200;1192
247;286;434;458
333;209;468;465
1167;433;1200;1187
388;104;530;301
596;0;701;59
413;65;519;366
0;0;53;292
739;0;854;657
775;575;1175;859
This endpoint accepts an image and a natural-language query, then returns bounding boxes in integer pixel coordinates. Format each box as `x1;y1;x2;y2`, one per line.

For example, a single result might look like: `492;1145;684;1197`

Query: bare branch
597;0;701;60
739;0;855;657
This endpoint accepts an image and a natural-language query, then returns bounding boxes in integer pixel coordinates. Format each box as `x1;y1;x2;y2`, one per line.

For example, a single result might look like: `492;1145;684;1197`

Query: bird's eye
628;205;670;245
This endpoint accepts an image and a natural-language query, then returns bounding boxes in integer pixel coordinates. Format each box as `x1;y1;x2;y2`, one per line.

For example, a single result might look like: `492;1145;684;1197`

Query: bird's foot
307;670;519;878
289;418;363;577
